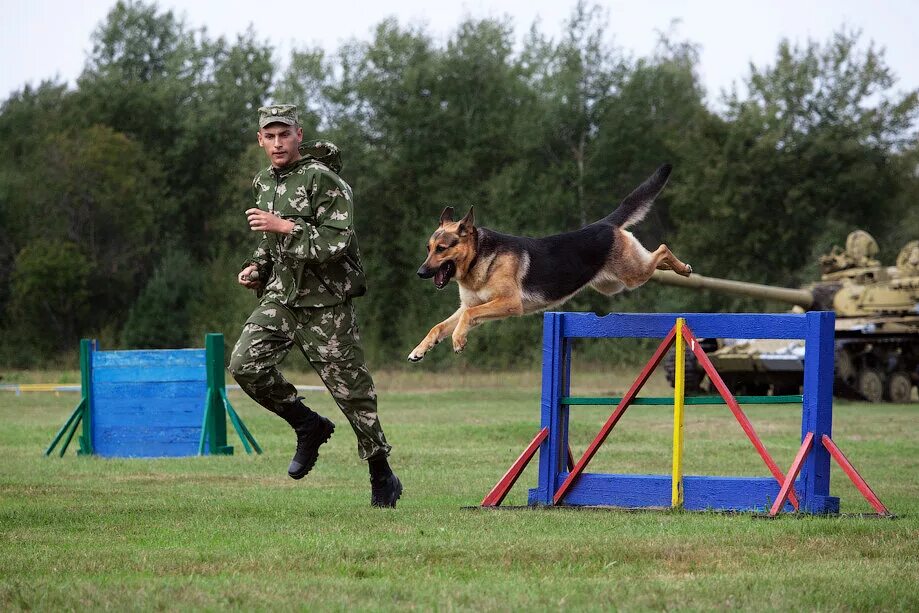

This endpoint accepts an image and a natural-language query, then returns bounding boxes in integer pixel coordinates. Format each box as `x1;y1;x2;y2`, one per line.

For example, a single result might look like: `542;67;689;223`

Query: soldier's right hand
238;265;262;289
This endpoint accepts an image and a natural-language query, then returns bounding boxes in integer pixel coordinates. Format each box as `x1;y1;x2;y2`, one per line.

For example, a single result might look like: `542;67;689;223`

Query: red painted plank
682;324;800;510
821;435;890;516
553;326;677;504
481;427;549;507
768;432;814;516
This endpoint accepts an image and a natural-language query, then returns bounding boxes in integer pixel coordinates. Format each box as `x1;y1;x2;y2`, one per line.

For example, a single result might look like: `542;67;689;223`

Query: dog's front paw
407;346;427;362
452;335;467;354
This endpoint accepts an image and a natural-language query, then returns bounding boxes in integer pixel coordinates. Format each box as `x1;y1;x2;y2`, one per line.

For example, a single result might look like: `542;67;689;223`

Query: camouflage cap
258;104;299;128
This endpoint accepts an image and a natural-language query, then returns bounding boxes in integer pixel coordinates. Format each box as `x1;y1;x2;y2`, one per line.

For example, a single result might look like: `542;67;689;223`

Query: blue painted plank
92;349;207;369
538;473;797;512
683;475;797;512
93;425;203;444
557;473;671;508
92;405;205;428
557;312;808;340
93;381;207;404
93;349;206;382
93;426;203;458
93;381;208;401
92;366;208;384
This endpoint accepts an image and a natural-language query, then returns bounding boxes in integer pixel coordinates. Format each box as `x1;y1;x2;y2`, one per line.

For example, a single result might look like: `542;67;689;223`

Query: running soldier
230;104;401;508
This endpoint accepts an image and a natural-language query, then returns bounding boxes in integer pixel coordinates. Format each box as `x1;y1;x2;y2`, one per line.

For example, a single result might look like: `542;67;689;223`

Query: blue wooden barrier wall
91;347;209;457
45;334;261;459
528;311;839;514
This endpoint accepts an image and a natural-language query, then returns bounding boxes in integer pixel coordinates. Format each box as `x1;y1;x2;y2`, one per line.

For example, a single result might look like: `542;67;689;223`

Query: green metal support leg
45;339;95;457
45;399;86;456
201;333;261;456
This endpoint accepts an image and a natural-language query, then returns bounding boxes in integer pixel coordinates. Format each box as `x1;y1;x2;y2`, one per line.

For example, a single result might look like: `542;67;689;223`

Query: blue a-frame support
528;311;839;514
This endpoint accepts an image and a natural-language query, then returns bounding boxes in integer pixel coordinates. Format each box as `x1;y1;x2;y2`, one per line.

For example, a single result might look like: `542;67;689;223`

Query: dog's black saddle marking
477;224;615;303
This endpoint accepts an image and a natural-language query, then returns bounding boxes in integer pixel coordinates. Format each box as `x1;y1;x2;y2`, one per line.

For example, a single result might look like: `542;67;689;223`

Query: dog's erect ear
458;206;475;236
439;206;455;226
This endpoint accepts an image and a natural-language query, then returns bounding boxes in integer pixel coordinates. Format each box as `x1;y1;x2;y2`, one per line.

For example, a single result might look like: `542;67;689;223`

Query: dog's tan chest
458;284;490;306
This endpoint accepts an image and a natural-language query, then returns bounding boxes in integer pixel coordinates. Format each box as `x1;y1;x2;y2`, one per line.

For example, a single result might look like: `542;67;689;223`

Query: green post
77;339;95;455
208;333;262;455
204;333;233;455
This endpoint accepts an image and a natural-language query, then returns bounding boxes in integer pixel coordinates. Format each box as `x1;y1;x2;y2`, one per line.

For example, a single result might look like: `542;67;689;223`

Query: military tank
654;231;919;403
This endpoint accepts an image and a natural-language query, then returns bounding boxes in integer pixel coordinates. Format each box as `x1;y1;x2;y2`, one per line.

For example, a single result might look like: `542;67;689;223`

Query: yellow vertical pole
671;318;686;509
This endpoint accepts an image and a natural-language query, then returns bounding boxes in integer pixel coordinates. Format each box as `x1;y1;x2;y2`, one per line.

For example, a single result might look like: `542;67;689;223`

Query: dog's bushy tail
603;164;673;228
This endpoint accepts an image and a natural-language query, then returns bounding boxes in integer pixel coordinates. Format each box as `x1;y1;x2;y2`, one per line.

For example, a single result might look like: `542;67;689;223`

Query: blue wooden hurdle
522;311;840;514
45;333;261;458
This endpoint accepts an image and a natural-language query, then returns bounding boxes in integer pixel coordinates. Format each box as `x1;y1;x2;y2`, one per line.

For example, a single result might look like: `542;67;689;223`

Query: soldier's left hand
246;208;296;235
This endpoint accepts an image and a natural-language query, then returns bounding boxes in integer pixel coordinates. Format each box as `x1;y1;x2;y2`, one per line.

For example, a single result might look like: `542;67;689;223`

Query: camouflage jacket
245;141;367;308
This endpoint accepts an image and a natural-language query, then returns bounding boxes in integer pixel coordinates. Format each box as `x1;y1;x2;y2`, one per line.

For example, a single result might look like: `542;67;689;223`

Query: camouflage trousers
229;300;391;461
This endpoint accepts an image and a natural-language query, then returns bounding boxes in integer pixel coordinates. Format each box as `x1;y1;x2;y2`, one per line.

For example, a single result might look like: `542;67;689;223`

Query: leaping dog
408;164;692;361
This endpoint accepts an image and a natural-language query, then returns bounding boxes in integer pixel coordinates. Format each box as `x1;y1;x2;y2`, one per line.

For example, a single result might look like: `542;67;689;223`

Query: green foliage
187;253;261;353
74;0;273;258
122;250;203;348
669;31;919;310
7;241;91;357
2;124;169;340
0;2;917;365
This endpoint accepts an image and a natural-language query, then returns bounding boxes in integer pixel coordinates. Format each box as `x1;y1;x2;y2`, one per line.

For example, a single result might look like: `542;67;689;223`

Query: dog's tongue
434;267;446;287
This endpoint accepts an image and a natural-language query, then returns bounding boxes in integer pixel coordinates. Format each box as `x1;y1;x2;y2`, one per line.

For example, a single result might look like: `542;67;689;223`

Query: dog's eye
435;245;446;253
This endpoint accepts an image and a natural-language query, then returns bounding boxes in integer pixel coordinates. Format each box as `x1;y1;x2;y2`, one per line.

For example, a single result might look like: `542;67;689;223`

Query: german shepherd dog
408;164;692;361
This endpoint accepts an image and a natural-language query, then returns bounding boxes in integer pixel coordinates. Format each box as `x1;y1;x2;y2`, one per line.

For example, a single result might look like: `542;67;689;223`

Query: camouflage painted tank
654;231;919;403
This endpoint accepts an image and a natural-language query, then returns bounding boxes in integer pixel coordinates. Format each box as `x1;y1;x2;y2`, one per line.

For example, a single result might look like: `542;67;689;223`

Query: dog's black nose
417;265;434;279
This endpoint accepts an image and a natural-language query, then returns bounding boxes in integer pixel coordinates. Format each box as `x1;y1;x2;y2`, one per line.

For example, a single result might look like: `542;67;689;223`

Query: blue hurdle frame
527;311;840;514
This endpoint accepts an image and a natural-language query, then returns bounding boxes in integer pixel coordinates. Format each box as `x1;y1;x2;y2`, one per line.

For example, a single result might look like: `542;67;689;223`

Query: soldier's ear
439;206;455;226
458;206;475;236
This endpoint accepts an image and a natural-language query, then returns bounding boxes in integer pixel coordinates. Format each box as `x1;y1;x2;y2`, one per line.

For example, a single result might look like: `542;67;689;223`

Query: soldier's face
257;123;303;168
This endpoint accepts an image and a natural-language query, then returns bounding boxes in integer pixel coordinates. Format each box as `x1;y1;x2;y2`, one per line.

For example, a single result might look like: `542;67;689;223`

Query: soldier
229;104;401;508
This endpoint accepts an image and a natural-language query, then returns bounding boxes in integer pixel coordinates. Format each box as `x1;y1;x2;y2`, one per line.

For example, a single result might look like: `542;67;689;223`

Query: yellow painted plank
671;317;685;508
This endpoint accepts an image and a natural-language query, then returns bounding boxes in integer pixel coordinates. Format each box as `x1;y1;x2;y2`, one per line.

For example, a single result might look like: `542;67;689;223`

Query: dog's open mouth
433;261;456;289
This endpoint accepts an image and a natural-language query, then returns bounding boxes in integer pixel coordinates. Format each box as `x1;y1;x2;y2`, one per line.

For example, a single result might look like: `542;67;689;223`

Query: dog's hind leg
614;233;692;290
650;244;692;277
408;306;466;362
451;297;524;353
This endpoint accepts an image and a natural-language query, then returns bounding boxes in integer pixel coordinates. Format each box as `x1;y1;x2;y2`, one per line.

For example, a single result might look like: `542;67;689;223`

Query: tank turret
652;231;919;403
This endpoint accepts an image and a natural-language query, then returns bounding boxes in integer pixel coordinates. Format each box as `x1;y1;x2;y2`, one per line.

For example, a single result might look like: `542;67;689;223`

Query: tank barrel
651;270;815;309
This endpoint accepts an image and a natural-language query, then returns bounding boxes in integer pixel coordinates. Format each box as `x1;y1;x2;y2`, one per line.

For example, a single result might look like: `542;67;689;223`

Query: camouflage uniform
229;118;390;461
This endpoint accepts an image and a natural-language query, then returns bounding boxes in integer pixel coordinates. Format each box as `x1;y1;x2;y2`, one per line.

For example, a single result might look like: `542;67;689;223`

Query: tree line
1;0;917;369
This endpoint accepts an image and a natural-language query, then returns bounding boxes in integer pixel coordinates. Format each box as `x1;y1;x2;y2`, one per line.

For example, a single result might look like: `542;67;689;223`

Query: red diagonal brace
821;435;891;516
481;427;549;507
768;431;814;516
553;326;677;504
682;324;800;510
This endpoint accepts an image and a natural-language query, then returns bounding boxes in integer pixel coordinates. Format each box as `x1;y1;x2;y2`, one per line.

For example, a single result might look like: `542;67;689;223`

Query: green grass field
1;368;918;611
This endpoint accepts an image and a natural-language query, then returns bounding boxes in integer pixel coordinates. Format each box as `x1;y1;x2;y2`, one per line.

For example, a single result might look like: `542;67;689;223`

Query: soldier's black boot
276;401;335;480
369;456;402;508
